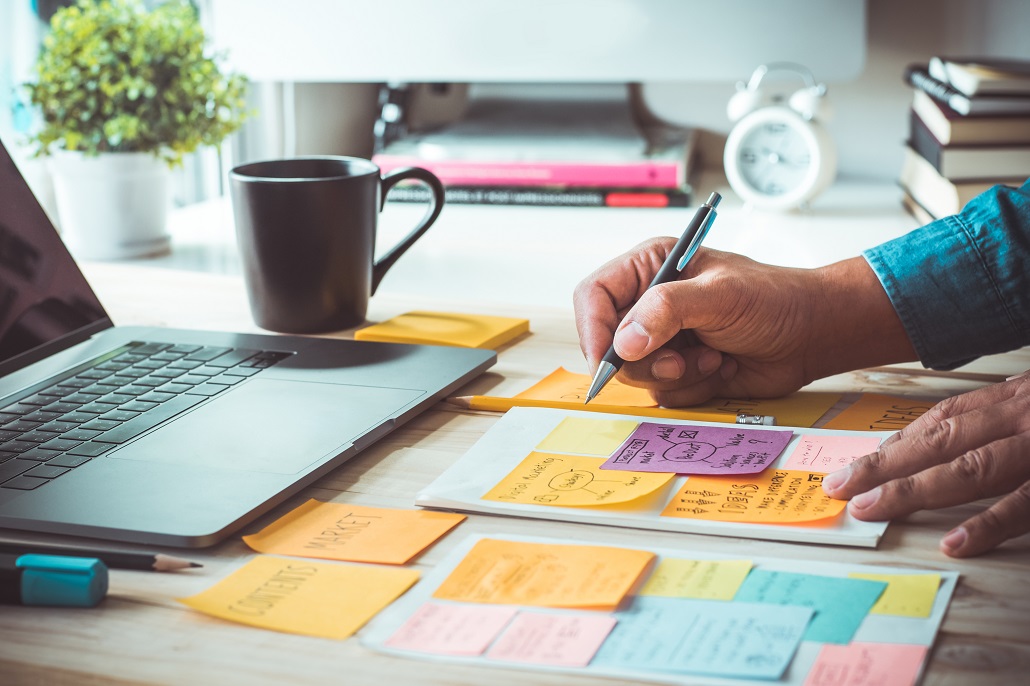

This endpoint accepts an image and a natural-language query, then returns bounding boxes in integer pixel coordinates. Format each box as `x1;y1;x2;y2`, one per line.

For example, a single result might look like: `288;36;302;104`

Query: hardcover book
929;56;1030;97
904;64;1030;116
898;146;1019;218
909;114;1030;180
911;90;1030;146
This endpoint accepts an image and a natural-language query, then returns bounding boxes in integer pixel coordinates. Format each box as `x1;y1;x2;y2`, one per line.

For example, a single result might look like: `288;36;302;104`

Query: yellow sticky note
432;538;654;610
823;394;934;431
661;470;847;524
178;555;419;640
640;558;753;600
355;311;529;349
536;417;639;457
483;451;674;507
515;367;658;407
848;573;941;618
242;500;466;564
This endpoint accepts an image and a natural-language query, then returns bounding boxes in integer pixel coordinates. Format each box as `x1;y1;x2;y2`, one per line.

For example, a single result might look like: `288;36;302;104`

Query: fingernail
849;488;881;510
821;468;849;493
697;349;721;375
941;526;968;552
652;354;684;381
614;321;650;358
719;357;738;381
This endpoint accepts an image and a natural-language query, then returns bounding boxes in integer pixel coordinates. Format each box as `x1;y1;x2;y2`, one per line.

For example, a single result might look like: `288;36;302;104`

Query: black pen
585;192;722;404
0;541;201;572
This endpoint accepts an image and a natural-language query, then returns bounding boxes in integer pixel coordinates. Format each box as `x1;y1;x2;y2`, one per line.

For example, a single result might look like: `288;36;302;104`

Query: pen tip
189;562;203;568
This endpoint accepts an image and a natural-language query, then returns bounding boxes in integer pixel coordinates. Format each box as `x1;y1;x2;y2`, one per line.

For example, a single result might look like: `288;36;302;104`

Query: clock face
734;120;812;197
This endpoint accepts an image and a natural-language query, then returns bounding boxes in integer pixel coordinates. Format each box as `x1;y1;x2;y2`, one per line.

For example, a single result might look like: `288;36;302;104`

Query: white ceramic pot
48;150;171;260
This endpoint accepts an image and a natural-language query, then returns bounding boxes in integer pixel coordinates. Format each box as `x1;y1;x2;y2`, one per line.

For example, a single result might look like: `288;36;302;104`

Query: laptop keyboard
0;342;291;491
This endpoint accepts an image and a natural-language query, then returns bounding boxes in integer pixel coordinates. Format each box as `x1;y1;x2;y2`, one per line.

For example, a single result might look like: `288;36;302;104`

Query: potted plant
24;0;248;260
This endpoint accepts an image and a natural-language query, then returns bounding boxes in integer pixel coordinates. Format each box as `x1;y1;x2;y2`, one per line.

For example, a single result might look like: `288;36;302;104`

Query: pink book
372;154;686;189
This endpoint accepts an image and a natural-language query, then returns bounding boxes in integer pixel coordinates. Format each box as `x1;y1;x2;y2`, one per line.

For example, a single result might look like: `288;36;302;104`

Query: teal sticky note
734;570;887;644
592;596;813;680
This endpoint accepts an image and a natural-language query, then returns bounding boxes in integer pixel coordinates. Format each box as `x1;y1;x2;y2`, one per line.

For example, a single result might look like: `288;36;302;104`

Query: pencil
446;395;775;425
0;542;201;572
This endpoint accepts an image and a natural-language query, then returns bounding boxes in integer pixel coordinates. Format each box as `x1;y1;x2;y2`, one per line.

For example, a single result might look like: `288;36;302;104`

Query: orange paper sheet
822;394;935;431
661;470;847;524
432;538;654;610
242;500;465;564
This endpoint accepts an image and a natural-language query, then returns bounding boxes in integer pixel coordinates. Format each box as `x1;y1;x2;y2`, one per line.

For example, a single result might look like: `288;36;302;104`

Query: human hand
822;372;1030;557
573;238;914;406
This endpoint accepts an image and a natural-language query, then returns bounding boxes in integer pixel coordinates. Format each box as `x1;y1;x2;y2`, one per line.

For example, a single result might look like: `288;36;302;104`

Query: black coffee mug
229;156;444;333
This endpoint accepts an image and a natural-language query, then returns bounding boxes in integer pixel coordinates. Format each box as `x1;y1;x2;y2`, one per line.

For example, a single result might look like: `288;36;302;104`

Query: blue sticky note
733;570;887;644
592;596;812;680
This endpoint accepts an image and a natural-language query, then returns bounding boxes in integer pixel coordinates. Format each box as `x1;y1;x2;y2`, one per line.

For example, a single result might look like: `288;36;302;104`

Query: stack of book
374;97;697;209
901;57;1030;222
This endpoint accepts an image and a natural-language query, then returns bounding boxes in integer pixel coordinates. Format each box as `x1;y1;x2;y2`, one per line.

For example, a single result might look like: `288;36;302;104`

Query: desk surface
3;188;1030;685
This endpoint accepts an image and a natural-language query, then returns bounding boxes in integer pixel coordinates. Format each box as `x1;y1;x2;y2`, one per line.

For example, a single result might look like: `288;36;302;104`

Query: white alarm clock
723;63;837;211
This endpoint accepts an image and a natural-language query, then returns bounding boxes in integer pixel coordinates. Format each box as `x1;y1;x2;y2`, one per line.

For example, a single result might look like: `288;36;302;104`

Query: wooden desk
1;258;1029;685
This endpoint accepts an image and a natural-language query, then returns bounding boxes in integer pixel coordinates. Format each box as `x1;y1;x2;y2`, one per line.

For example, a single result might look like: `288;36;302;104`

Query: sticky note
354;310;529;349
592;596;812;680
385;602;518;656
822;394;934;431
734;569;887;644
536;417;639;457
601;422;792;475
660;470;847;524
431;538;655;610
483;451;675;507
515;367;658;407
486;611;617;667
782;434;883;472
242;500;465;564
178;555;419;640
640;558;753;600
848;573;941;618
804;642;928;686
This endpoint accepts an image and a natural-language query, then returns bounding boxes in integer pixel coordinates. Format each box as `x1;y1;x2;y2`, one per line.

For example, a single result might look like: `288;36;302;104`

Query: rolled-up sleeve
863;180;1030;370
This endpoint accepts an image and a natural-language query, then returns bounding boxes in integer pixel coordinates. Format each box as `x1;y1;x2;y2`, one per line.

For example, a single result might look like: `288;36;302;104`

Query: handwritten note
242;500;465;564
640;558;753;600
848;573;941;618
354;310;529;349
781;434;883;472
178;555;419;640
483;452;674;507
804;642;928;686
660;470;847;524
536;417;639;457
601;422;792;475
592;596;812;680
431;538;654;610
734;570;887;644
385;602;517;656
486;611;617;667
822;394;934;431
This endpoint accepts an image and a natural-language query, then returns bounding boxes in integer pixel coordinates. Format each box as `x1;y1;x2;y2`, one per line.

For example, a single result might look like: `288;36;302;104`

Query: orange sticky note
822;394;934;431
355;310;529;349
482;452;675;507
804;642;928;686
178;555;419;640
661;470;847;524
782;434;883;473
432;538;655;610
515;367;658;406
242;500;465;564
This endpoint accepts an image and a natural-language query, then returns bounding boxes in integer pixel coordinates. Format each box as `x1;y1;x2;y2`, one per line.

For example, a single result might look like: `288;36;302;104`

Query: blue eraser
16;554;109;607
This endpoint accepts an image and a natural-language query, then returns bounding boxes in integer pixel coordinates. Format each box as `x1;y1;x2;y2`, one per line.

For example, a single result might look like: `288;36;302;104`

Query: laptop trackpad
108;379;425;474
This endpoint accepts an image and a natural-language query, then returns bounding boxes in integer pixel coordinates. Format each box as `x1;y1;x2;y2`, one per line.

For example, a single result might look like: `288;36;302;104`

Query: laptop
0;139;495;547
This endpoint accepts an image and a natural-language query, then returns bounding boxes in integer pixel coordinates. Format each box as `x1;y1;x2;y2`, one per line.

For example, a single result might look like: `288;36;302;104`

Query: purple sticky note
600;423;793;475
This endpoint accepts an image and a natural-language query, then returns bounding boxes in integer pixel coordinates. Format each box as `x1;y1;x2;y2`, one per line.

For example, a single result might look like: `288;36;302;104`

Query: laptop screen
0;139;110;376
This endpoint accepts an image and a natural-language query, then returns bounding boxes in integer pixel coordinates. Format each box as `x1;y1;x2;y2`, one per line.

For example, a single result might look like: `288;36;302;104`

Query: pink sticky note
601;423;793;475
385;602;517;656
782;435;883;473
486;611;617;667
804;642;928;686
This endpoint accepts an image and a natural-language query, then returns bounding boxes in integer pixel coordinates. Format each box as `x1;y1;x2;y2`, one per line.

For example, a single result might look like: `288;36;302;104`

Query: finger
940;480;1030;557
844;431;1030;522
653;357;739;407
617;344;723;388
823;385;1030;499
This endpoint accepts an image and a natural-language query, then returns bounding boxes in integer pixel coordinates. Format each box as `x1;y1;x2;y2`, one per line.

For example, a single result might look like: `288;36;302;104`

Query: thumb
612;281;699;361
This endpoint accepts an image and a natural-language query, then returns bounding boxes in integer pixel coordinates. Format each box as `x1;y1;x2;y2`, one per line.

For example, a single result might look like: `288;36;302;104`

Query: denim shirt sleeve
863;179;1030;370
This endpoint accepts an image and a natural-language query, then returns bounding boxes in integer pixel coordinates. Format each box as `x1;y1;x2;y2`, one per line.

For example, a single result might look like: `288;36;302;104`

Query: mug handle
371;166;445;294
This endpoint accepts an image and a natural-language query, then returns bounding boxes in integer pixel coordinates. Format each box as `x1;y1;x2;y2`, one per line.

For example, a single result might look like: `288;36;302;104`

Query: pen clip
676;208;717;272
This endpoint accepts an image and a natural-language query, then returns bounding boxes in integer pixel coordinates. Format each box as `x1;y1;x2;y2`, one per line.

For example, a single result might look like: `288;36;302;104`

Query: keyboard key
39;438;83;452
18;430;61;444
222;366;261;378
131;342;172;355
96;361;131;372
0;451;18;463
39;402;82;415
61;378;94;389
119;400;158;413
152;351;186;361
184;383;228;397
5;420;41;432
56;412;96;425
242;351;292;367
20;393;54;406
135;359;167;370
173;375;207;385
98;410;141;423
96;393;137;406
205;349;260;368
80;419;121;432
186;346;232;362
138;391;176;404
24;465;70;479
21;411;62;424
150;368;186;379
46;453;93;468
168;344;203;354
118;385;153;397
0;441;35;453
134;377;167;388
158;383;194;395
113;367;150;380
0;459;36;483
78;401;120;415
189;367;222;377
66;442;114;457
94;395;205;444
38;421;79;435
169;359;204;370
0;412;21;424
17;447;62;461
59;428;104;442
62;392;103;404
77;369;113;380
0;403;38;415
1;475;49;490
113;353;147;365
207;374;244;386
0;429;19;442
